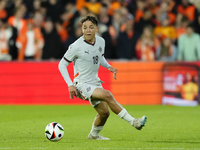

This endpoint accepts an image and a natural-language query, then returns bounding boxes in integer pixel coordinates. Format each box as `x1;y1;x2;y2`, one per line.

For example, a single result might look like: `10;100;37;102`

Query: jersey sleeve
63;44;78;63
102;38;106;54
58;58;73;87
100;38;110;68
100;56;111;69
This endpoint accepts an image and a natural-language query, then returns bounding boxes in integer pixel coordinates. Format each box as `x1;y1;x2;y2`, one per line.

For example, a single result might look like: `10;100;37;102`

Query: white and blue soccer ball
45;122;64;141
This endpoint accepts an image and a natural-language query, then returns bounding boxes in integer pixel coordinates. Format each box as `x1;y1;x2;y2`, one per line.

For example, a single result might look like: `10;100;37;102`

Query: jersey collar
84;38;96;46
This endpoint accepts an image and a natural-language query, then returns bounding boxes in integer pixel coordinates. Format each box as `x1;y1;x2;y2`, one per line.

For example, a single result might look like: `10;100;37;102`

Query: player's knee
100;110;110;119
103;90;113;101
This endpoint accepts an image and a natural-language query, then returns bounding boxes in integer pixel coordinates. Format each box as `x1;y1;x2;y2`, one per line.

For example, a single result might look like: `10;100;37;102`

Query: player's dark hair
81;15;98;26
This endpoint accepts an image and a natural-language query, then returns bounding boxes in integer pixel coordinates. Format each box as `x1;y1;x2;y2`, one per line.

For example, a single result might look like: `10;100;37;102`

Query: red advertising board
0;61;110;105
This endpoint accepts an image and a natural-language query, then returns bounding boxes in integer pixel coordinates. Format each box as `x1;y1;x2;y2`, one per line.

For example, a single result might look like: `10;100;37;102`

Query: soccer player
58;15;147;140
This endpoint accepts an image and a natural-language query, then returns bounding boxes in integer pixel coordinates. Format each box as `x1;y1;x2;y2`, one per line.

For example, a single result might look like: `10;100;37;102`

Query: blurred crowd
1;0;200;61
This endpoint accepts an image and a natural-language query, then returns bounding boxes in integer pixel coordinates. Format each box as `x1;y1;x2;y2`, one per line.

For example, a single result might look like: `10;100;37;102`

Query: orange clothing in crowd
0;9;7;19
168;0;176;12
61;13;73;29
154;26;177;40
136;38;160;61
176;27;186;38
76;0;86;11
84;2;102;15
168;12;176;25
8;16;27;32
107;1;121;16
57;27;68;42
135;9;143;22
16;28;44;60
177;4;195;21
148;5;159;15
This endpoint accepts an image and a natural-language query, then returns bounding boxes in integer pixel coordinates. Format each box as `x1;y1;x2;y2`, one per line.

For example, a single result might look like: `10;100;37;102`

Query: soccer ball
45;122;64;141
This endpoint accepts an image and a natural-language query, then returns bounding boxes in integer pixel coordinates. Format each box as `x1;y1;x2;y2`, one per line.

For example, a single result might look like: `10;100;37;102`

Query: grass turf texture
0;105;200;150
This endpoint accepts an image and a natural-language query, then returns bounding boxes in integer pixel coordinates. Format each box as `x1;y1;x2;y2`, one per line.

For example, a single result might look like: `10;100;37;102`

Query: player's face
82;20;97;43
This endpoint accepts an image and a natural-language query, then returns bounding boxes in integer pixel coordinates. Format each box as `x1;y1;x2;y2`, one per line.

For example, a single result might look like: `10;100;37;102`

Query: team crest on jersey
99;47;102;52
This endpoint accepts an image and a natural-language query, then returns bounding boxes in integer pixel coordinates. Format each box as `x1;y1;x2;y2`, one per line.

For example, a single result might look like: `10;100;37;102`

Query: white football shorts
74;81;103;107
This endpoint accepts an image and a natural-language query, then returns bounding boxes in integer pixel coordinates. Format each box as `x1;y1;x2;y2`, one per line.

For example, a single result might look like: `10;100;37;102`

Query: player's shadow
146;140;200;144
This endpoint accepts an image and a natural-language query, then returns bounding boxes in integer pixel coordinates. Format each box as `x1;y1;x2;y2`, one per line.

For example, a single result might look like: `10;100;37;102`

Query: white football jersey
63;35;106;84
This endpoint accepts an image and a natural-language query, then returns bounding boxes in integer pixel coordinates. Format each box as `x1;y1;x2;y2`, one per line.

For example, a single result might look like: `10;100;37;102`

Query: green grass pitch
0;105;200;150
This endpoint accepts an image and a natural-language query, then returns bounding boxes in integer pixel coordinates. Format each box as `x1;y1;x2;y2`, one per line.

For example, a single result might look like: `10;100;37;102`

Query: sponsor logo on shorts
86;87;91;92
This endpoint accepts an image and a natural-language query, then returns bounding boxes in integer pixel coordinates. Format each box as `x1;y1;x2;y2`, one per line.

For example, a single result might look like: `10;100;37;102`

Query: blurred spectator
55;21;68;43
101;9;123;59
160;1;176;25
41;19;63;60
154;16;177;41
177;23;200;61
119;6;129;23
8;4;27;33
136;26;160;61
176;16;189;38
0;18;11;61
147;0;159;15
116;14;140;59
102;30;115;59
45;0;63;22
64;26;82;50
126;0;137;17
134;0;146;22
76;0;86;11
6;0;24;17
25;0;45;18
99;4;112;27
33;11;45;29
61;2;79;35
84;0;102;15
33;0;42;12
152;6;162;26
108;10;123;45
73;7;89;30
100;2;123;59
16;19;44;61
177;0;197;21
192;0;200;12
0;18;18;61
102;0;121;16
134;8;156;35
0;0;7;19
14;0;23;8
156;37;177;61
164;0;177;14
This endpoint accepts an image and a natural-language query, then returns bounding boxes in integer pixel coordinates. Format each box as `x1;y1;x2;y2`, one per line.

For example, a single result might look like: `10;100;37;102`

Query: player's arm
100;56;117;79
58;44;78;99
58;58;78;99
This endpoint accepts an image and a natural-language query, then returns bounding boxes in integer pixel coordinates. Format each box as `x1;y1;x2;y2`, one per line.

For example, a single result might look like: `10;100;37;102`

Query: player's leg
88;101;110;140
93;101;110;126
91;88;122;114
91;88;147;130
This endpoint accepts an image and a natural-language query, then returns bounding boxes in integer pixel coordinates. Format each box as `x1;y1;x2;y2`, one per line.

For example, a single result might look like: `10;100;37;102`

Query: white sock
90;124;104;136
117;108;135;125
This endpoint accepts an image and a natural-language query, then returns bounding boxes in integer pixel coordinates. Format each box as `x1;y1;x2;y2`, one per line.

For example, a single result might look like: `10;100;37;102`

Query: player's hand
108;66;117;79
68;85;78;99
